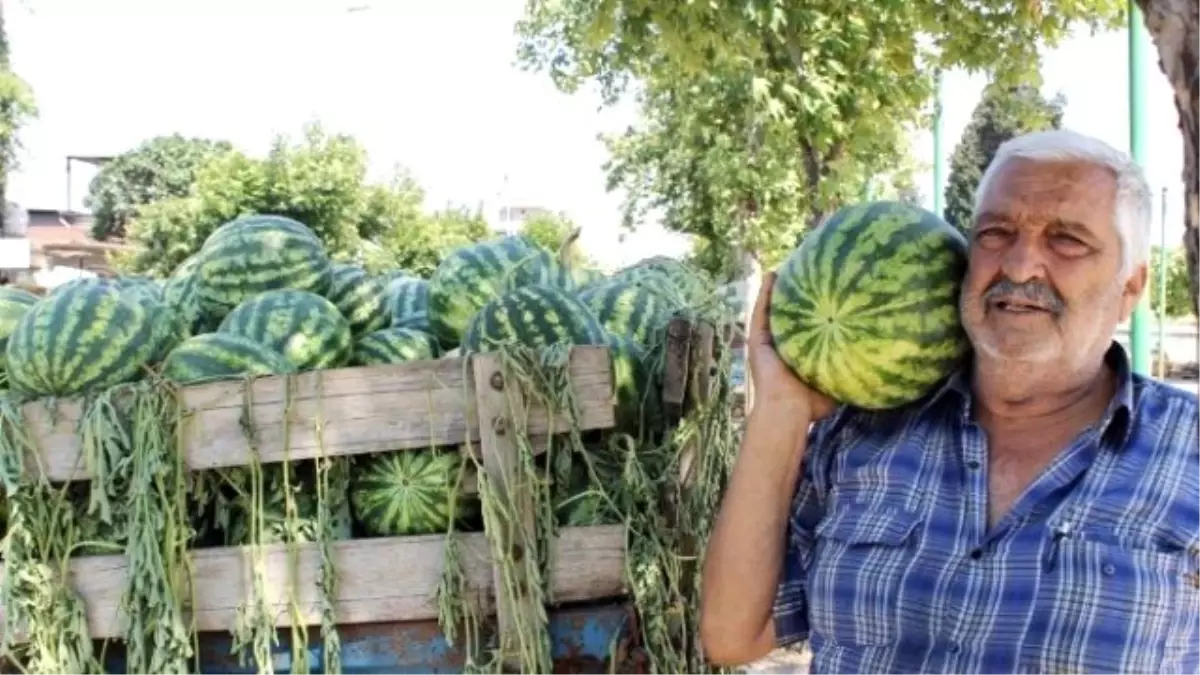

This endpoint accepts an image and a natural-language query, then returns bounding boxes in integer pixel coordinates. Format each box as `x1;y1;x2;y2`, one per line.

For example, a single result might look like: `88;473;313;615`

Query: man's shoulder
1130;374;1199;458
809;394;950;455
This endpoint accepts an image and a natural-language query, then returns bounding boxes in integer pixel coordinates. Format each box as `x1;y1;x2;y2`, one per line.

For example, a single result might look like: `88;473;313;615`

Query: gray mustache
982;278;1065;314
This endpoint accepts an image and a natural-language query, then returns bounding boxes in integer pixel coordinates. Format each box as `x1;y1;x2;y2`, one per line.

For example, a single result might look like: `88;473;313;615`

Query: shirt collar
920;340;1136;448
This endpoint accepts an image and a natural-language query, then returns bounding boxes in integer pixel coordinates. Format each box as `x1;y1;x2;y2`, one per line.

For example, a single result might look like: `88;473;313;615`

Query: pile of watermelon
0;214;722;549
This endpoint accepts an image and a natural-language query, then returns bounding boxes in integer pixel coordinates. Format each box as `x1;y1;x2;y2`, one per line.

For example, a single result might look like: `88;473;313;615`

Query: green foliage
944;79;1066;232
85;135;234;241
0;6;38;236
361;204;492;279
115;122;492;278
518;211;592;270
1150;246;1194;318
516;0;1122;272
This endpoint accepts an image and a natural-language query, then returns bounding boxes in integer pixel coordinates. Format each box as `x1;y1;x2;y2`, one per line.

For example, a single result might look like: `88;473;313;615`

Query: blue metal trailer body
100;602;632;674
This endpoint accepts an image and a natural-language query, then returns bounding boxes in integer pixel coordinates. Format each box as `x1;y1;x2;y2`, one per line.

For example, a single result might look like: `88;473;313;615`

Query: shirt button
966;460;981;470
1102;563;1117;576
947;643;961;654
969;548;983;560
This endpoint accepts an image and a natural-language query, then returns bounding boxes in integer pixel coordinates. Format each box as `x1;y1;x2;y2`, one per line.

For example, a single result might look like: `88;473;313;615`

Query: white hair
973;128;1153;277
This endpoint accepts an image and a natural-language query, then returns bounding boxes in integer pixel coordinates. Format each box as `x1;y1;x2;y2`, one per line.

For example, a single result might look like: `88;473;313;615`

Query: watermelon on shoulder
769;200;970;410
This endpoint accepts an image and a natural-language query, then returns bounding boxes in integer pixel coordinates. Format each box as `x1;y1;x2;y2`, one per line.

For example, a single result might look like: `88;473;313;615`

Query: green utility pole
932;71;945;217
1157;187;1168;377
1128;1;1151;376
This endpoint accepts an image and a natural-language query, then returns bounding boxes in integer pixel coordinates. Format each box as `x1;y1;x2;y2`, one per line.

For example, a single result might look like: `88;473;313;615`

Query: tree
518;211;592;269
85;134;234;240
516;0;1122;279
943;81;1066;232
361;204;493;278
0;0;37;235
1149;245;1194;318
1137;0;1199;314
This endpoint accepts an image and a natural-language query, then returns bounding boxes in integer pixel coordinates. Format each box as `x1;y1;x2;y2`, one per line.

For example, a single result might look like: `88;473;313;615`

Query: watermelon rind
161;332;296;385
350;326;440;366
217;289;353;371
192;215;333;322
768;200;970;410
427;236;569;347
6;280;168;397
324;263;389;336
461;284;606;354
350;449;478;537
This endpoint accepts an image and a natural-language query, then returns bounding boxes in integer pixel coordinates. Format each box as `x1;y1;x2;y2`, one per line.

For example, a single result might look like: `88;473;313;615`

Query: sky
4;0;1189;271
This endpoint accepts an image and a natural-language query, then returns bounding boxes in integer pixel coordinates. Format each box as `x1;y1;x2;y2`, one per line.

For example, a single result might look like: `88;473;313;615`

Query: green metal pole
1157;186;1168;377
932;70;945;217
1128;1;1151;376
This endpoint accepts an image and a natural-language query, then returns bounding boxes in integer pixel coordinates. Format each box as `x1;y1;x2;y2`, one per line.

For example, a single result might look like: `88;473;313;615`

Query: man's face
959;157;1146;366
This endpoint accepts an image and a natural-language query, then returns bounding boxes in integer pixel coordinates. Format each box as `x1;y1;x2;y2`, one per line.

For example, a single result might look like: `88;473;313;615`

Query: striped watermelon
461;284;606;353
0;287;39;386
350;449;477;537
578;279;675;347
351;327;439;366
611;256;711;308
769;200;970;410
604;331;660;432
192;215;333;322
427;236;569;347
162;255;210;335
6;281;169;396
161;333;296;385
324;264;389;336
386;277;430;326
217;289;352;371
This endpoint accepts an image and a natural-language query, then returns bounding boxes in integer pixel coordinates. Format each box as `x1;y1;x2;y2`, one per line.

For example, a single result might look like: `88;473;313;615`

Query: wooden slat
0;525;627;642
24;347;616;482
471;353;542;670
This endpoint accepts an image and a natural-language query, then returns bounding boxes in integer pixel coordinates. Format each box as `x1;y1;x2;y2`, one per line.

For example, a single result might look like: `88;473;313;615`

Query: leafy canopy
516;0;1123;279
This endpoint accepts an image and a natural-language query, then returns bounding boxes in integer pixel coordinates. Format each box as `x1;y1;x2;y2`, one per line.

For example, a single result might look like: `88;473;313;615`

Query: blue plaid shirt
773;342;1200;674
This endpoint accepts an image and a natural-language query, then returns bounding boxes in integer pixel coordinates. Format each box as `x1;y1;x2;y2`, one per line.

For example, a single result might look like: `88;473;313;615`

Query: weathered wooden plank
23;347;616;482
471;353;544;670
0;525;627;642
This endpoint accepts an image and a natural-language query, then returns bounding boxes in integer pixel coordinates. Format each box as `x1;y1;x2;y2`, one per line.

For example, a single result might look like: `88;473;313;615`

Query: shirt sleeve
772;411;839;647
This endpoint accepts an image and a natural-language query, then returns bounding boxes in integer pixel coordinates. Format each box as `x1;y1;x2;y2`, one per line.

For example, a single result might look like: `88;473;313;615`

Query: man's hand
747;272;835;422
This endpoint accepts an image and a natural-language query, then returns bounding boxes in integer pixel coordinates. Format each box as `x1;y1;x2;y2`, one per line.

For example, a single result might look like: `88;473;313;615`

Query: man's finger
750;272;776;343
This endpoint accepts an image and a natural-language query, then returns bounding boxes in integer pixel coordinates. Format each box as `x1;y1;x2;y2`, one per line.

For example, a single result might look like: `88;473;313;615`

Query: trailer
0;317;733;674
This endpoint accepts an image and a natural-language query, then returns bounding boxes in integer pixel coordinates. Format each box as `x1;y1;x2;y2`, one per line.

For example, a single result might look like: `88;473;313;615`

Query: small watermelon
161;333;296;385
427;236;569;347
324;264;389;336
6;281;169;396
578;279;676;347
217;289;353;371
193;215;333;322
350;449;478;537
769;200;970;410
0;287;39;385
351;327;439;366
461;284;606;353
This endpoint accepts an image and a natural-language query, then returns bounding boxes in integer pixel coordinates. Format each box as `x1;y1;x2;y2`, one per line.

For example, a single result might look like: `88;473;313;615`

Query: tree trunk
1138;0;1199;314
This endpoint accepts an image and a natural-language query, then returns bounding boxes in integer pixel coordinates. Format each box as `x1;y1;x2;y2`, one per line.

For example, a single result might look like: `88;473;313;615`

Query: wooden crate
0;346;628;658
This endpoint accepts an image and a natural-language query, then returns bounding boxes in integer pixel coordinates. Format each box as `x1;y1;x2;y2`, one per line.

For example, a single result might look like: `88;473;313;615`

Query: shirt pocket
807;499;924;648
1025;533;1190;674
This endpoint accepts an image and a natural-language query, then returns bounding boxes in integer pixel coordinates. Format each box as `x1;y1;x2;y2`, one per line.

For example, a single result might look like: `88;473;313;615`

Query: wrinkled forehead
974;157;1119;238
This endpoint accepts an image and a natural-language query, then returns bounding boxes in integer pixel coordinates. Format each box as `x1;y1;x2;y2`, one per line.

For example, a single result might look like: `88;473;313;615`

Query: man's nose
999;235;1048;284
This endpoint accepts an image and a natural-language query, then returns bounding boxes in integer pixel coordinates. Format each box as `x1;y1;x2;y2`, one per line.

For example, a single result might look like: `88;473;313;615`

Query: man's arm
699;405;821;666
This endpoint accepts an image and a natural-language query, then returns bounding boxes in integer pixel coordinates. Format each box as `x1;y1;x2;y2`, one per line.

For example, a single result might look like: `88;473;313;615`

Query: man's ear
1118;261;1149;321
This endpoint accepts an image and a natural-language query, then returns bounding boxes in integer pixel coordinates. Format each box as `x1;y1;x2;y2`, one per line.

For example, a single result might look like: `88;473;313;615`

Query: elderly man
700;129;1199;674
